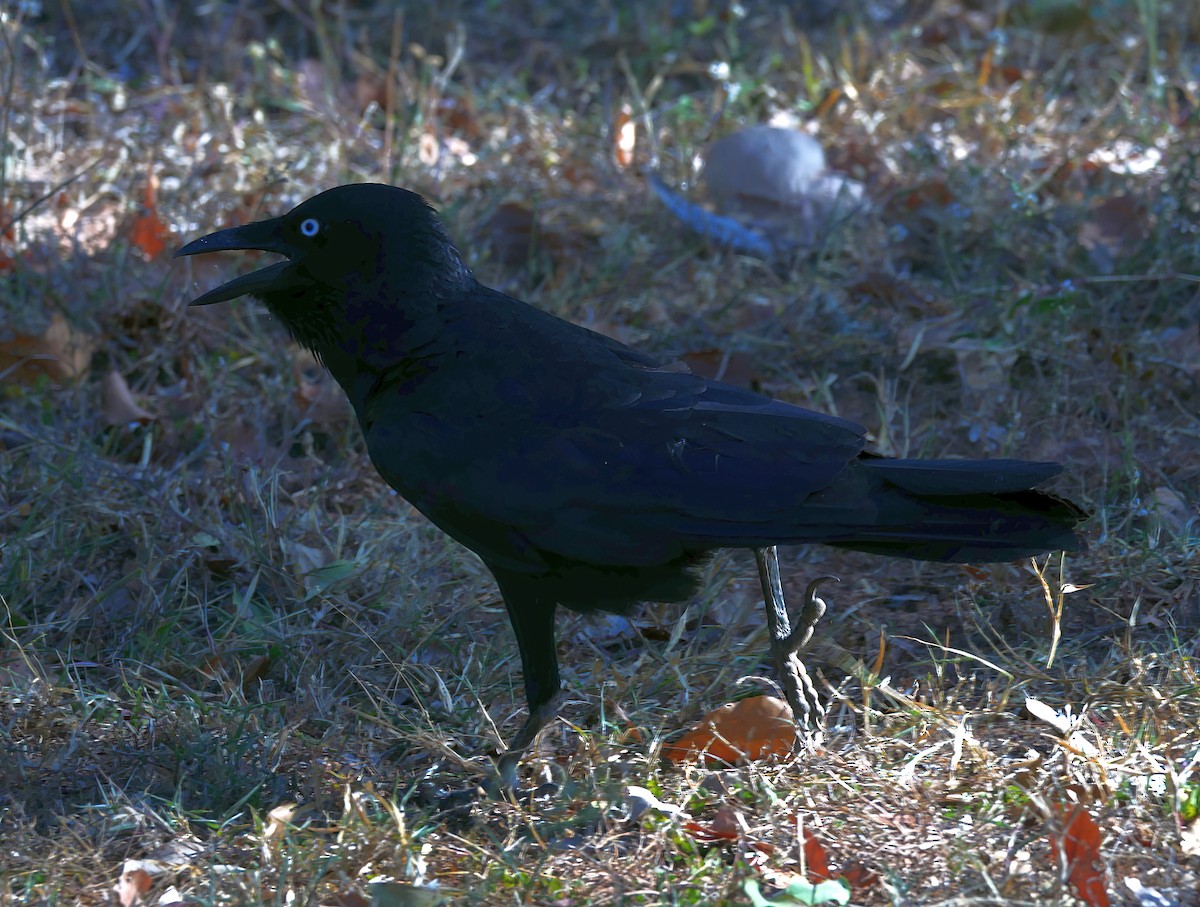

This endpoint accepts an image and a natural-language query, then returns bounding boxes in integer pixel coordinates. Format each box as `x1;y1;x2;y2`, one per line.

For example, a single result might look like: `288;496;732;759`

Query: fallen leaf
680;349;763;389
951;338;1017;397
614;104;636;169
103;369;154;426
682;819;738;843
129;173;170;261
1078;194;1149;273
801;829;833;881
479;202;540;268
1048;807;1109;907
0;312;95;384
1146;486;1196;542
293;368;351;428
435;94;480;137
839;861;880;890
662;695;795;765
114;862;153;907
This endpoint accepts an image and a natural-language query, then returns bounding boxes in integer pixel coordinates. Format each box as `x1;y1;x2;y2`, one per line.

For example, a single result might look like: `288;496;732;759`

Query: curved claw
787;575;838;653
805;575;840;608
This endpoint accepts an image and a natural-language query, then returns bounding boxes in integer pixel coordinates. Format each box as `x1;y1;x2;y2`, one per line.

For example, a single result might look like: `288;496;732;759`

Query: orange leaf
130;211;169;260
130;174;169;260
114;862;152;907
1049;807;1109;907
840;861;880;890
802;829;834;881
683;820;737;843
662;695;794;765
614;105;636;169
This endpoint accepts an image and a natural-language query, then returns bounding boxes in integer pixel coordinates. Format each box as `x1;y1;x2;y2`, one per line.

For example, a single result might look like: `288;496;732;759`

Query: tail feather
824;458;1086;563
859;456;1063;496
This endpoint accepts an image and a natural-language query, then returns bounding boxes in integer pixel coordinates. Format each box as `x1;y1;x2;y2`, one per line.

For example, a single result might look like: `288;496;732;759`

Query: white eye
299;217;321;238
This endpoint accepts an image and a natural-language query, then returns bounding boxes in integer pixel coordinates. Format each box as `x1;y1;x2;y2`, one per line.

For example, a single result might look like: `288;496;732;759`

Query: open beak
175;216;296;306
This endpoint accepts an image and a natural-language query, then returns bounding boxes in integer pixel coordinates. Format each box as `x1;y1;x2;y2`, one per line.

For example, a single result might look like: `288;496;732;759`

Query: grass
2;1;1199;904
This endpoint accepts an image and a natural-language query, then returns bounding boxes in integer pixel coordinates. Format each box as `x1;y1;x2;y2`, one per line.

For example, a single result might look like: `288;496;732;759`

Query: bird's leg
491;688;566;794
482;581;563;795
754;547;834;750
434;581;562;811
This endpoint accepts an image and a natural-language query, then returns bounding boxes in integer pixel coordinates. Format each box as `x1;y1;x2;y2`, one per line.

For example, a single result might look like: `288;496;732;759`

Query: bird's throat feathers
258;249;473;384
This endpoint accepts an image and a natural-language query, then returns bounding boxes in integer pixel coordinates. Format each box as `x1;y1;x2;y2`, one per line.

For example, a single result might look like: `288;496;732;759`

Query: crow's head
177;183;470;308
177;184;473;356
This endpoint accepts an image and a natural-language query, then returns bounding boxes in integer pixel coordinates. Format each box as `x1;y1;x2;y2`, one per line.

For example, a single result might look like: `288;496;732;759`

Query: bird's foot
425;695;567;818
755;547;838;750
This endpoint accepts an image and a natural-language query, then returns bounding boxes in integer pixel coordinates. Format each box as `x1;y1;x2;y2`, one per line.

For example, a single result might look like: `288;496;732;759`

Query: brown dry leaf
1048;807;1110;907
896;178;956;211
0;647;37;687
103;369;154;426
1078;195;1149;271
129;173;170;261
682;818;738;843
680;349;763;389
710;803;747;839
661;695;794;765
1147;486;1195;541
479;202;541;269
353;70;388;113
614;104;636;169
293;351;351;428
435;94;480;137
294;375;351;427
683;807;777;858
800;828;834;880
951;339;1017;397
114;861;153;907
840;860;880;890
0;312;95;384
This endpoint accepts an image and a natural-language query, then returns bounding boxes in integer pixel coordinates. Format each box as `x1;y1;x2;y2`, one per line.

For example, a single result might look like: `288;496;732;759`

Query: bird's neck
260;275;470;412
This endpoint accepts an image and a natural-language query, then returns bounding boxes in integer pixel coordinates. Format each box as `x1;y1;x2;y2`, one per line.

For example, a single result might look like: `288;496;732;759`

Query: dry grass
2;2;1199;904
